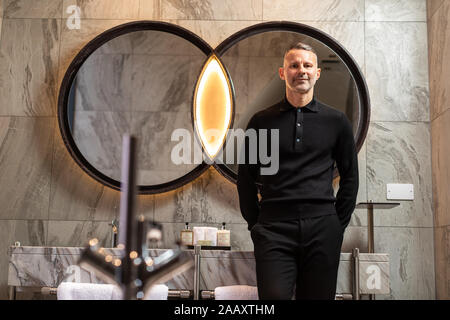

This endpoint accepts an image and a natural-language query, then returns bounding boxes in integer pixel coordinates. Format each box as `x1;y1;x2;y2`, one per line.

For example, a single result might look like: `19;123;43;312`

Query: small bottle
217;222;231;247
180;222;194;246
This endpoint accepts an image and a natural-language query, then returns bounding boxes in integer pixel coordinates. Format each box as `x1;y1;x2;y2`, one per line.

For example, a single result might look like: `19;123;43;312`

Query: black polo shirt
237;97;359;231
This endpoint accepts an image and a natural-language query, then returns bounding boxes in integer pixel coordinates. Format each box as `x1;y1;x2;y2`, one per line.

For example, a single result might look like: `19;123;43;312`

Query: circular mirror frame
58;21;214;194
212;21;371;184
58;21;370;194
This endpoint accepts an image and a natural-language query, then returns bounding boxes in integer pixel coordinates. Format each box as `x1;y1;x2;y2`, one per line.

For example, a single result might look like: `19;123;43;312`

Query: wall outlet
386;183;414;200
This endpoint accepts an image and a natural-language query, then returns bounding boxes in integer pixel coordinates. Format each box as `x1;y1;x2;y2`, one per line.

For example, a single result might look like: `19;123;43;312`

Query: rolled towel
57;282;122;300
143;284;169;300
193;227;218;245
214;285;259;300
204;227;218;246
193;227;206;245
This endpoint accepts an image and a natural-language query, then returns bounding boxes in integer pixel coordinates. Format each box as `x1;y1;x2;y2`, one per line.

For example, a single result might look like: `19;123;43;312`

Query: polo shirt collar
280;96;319;113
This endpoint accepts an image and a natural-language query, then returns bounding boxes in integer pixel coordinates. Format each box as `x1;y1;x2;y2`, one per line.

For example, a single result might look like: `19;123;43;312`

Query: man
237;42;358;300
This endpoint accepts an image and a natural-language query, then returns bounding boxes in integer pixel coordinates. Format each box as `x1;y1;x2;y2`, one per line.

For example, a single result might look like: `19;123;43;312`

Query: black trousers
251;214;344;300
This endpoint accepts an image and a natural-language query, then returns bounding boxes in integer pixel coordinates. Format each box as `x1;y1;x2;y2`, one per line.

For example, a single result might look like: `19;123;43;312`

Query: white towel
58;282;169;300
204;227;218;246
143;284;169;300
193;227;205;245
193;227;218;245
214;285;259;300
57;282;122;300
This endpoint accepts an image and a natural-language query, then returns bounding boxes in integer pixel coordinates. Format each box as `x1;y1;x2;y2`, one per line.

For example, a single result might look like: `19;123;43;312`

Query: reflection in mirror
67;30;207;185
219;31;361;175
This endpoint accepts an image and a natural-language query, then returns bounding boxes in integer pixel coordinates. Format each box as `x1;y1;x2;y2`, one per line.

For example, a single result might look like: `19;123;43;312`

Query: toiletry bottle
217;222;231;247
180;222;194;246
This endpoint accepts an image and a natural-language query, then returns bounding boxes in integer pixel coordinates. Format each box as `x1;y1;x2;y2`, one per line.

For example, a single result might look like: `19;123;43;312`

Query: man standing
237;42;359;300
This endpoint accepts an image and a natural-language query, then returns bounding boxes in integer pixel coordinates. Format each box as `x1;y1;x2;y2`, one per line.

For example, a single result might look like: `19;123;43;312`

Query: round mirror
214;22;370;182
58;22;213;193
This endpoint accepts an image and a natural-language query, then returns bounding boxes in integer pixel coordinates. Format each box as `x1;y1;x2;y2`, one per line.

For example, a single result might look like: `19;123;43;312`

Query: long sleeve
334;113;359;231
237;116;260;231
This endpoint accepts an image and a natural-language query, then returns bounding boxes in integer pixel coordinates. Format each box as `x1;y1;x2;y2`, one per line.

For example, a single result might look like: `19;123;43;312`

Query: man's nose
298;65;306;74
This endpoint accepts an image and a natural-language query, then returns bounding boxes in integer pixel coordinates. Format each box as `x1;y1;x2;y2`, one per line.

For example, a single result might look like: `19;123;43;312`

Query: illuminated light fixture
89;238;99;247
193;54;234;160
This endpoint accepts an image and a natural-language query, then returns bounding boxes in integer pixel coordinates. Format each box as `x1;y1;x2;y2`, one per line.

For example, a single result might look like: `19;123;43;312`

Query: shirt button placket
295;108;303;151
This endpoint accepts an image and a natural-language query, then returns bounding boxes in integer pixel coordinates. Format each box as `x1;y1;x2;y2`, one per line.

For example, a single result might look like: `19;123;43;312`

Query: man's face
279;49;321;94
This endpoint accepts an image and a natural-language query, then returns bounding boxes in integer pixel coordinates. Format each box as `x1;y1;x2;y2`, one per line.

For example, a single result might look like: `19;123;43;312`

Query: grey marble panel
431;110;450;227
228;223;254;251
175;20;259;49
428;0;450;120
0;117;54;219
0;18;61;116
74;54;133;111
161;0;262;20
154;186;196;224
333;141;368;228
63;0;140;19
0;220;47;300
374;226;435;300
200;257;256;290
300;21;365;70
0;0;2;44
366;0;426;21
341;226;368;253
192;167;243;224
49;129;120;221
4;0;62;18
434;226;450;299
427;0;445;20
366;122;433;228
262;0;364;21
47;220;112;248
8;246;121;288
139;0;160;20
366;22;429;121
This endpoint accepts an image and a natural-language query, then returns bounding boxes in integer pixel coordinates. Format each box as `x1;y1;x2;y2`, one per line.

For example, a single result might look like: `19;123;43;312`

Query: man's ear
279;67;285;80
316;68;321;80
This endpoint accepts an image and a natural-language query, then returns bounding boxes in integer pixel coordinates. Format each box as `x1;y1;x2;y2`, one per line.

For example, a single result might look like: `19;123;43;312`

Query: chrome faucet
78;135;193;300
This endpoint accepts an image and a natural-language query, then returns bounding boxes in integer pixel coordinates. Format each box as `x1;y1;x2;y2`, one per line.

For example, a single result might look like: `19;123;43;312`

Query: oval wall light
193;54;234;161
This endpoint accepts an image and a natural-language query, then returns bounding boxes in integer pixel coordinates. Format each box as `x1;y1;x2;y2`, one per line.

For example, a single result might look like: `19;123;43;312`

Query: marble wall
0;0;435;300
427;0;450;300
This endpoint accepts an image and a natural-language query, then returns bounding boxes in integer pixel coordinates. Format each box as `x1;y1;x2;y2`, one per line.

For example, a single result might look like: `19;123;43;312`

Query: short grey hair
284;41;317;57
283;41;319;68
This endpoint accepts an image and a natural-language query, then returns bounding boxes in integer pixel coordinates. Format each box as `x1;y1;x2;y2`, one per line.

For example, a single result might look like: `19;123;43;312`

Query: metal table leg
352;248;360;300
193;245;201;300
9;286;16;300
